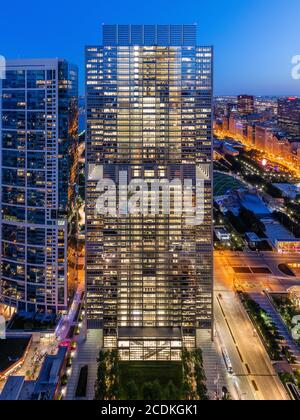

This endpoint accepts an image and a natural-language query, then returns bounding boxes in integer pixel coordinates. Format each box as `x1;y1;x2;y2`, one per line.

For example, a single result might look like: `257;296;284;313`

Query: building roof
245;232;261;242
240;193;271;216
0;336;32;374
102;24;198;46
275;239;300;244
0;376;25;401
6;58;66;66
261;218;295;245
32;346;68;400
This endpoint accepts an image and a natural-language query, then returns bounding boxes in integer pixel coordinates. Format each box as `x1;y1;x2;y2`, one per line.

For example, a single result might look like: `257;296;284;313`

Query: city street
214;252;291;400
215;250;300;292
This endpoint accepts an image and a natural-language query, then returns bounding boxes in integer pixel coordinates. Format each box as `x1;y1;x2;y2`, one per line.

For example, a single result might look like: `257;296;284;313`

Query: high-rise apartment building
0;59;78;314
278;97;300;141
86;25;213;361
237;94;255;116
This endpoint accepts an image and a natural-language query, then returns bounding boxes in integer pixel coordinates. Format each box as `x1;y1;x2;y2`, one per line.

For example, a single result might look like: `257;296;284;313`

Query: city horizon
1;0;300;97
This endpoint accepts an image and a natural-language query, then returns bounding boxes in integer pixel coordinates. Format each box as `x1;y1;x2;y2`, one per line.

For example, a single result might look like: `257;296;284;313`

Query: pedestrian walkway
250;292;300;363
197;330;229;400
66;329;102;400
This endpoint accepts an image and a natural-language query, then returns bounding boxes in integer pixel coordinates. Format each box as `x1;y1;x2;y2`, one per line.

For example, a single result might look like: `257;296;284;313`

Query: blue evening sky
0;0;299;96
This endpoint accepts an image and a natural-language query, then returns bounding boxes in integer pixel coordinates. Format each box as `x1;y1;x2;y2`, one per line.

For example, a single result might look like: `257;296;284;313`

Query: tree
182;379;193;400
108;350;121;400
94;351;106;400
141;381;163;400
126;380;139;400
142;382;154;400
151;380;163;400
164;380;179;400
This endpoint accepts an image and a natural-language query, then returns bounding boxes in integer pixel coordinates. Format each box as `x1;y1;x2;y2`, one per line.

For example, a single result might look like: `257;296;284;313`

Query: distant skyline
1;0;300;96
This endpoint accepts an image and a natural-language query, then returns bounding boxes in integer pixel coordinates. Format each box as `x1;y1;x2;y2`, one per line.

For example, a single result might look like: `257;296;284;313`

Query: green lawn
119;361;183;397
214;171;245;196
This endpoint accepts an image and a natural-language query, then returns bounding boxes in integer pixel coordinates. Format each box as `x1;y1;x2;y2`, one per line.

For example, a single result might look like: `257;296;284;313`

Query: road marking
217;297;237;344
218;299;226;318
252;380;259;392
236;346;244;363
245;363;251;375
225;319;237;344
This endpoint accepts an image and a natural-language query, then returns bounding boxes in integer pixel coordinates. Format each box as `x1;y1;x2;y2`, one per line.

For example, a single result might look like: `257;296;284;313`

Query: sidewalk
66;328;102;400
196;330;229;400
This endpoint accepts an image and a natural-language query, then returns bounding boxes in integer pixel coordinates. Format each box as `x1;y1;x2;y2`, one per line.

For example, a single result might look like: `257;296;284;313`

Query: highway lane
216;293;289;400
214;253;290;400
214;295;256;400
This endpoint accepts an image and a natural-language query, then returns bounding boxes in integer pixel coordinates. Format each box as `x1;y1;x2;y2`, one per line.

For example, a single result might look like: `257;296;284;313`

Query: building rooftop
0;376;25;401
0;336;32;376
6;58;67;66
261;218;295;245
102;24;198;46
245;232;261;242
273;183;300;199
240;193;271;216
32;346;68;400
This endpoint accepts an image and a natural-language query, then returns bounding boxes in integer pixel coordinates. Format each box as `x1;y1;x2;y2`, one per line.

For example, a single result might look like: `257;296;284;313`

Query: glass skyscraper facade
0;59;78;314
86;25;213;360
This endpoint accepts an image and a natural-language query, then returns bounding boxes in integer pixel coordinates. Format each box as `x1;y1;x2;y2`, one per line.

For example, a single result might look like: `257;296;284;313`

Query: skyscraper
86;25;213;361
278;97;300;141
0;59;78;314
237;94;255;116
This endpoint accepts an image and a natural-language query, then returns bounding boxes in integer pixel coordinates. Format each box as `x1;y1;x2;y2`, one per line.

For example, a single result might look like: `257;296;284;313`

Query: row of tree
182;348;208;400
95;348;210;401
227;206;266;238
95;350;120;400
126;379;180;401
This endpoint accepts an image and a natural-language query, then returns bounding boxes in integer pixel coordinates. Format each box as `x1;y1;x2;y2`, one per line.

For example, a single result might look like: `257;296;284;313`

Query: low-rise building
31;346;68;400
273;183;300;199
0;345;68;400
214;227;231;242
245;232;261;248
0;335;32;380
275;239;300;254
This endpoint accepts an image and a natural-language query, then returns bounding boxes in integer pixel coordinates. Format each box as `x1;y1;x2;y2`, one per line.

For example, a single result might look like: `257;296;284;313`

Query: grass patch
214;172;245;196
95;351;209;400
119;361;182;392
